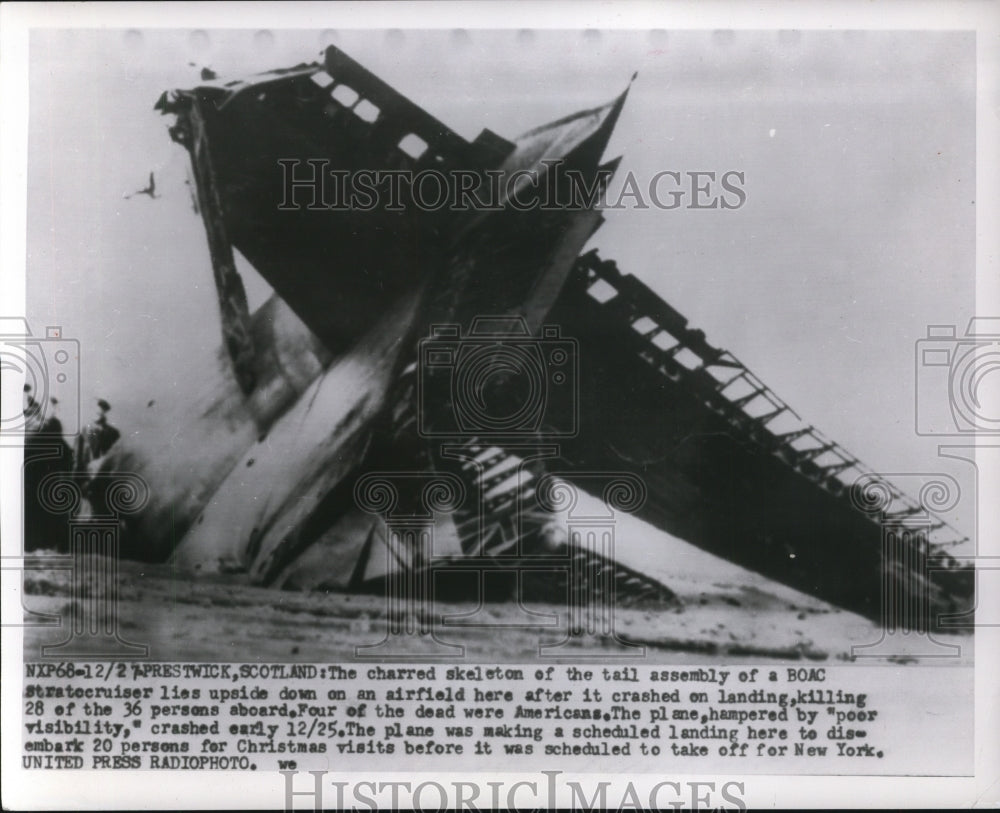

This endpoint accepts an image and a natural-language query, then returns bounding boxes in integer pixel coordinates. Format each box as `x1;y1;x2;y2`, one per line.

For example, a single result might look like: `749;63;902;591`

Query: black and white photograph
2;3;998;809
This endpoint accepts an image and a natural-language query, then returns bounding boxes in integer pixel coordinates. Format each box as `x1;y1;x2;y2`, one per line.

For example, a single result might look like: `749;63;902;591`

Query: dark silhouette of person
22;387;73;552
22;383;41;431
74;399;122;517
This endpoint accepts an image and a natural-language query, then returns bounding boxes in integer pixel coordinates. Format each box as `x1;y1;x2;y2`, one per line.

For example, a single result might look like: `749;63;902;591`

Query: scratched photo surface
20;29;976;666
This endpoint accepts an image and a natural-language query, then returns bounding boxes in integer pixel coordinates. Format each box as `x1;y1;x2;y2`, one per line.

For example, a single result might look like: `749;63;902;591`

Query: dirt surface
20;526;972;665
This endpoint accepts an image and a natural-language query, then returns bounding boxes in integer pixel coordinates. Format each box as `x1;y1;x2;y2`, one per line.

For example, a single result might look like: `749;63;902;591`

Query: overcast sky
26;28;976;537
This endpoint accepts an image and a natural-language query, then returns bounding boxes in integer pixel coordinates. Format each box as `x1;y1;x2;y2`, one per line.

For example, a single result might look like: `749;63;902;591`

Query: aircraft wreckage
51;44;975;632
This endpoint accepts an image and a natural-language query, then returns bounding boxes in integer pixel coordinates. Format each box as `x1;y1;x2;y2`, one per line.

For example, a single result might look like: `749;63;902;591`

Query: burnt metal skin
154;46;631;581
156;46;629;358
159;64;453;355
149;45;973;628
207;114;629;585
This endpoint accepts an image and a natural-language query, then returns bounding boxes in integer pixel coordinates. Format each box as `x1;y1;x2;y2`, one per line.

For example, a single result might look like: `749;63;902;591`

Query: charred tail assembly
149;44;974;630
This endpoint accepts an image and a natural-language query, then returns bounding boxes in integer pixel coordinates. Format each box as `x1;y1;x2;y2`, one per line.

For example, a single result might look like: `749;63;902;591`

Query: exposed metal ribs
377;361;676;606
573;251;971;564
